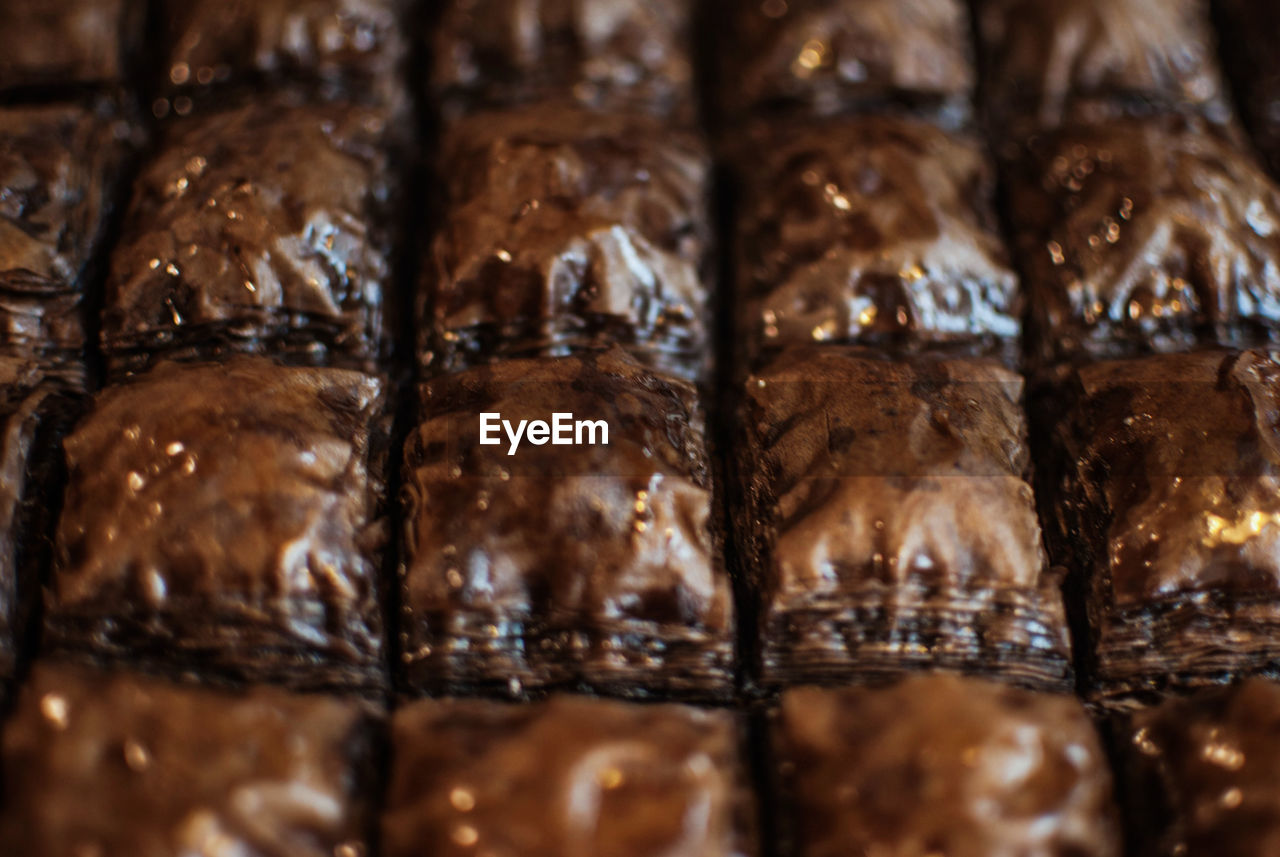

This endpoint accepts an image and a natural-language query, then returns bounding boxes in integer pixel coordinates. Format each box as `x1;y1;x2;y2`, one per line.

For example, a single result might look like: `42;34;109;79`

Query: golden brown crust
384;696;754;857
0;662;376;857
426;105;711;379
401;348;732;697
1125;679;1280;857
740;347;1070;689
978;0;1230;131
726;0;975;120
1051;349;1280;704
432;0;694;120
773;677;1122;857
1009;119;1280;364
733;115;1019;361
102;98;393;374
46;358;387;691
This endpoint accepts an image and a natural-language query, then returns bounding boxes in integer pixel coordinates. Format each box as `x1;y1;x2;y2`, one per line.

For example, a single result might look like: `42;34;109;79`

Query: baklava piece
45;358;388;692
400;348;733;698
773;677;1121;857
432;0;694;120
725;0;975;121
0;102;134;382
158;0;407;108
1122;679;1280;857
426;106;711;380
383;695;754;857
0;661;377;857
1008;119;1280;365
0;0;140;91
976;0;1230;131
739;347;1071;690
1050;349;1280;705
101;98;394;375
733;116;1019;363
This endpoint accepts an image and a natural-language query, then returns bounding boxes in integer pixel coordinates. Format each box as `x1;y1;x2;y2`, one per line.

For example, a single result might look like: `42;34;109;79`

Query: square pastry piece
1123;679;1280;857
733;116;1019;364
739;347;1070;690
1;102;133;382
1010;119;1280;365
1050;349;1280;704
431;0;694;120
0;0;140;90
0;661;377;857
426;106;711;380
383;695;754;857
0;359;69;681
101;98;394;376
724;0;975;121
158;0;407;108
400;348;733;698
976;0;1229;131
1217;0;1280;177
45;358;387;692
772;677;1121;857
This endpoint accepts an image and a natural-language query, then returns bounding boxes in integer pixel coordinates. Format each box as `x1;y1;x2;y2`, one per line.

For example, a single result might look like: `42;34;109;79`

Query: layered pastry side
0;102;135;385
0;358;71;681
383;695;755;857
771;677;1122;857
100;97;394;377
724;0;975;122
976;0;1230;132
1216;0;1280;177
44;358;388;692
400;348;734;698
1008;118;1280;366
1122;679;1280;857
0;661;377;857
0;0;140;91
158;0;408;109
1049;349;1280;705
425;106;711;380
738;347;1071;691
733;116;1020;366
431;0;694;121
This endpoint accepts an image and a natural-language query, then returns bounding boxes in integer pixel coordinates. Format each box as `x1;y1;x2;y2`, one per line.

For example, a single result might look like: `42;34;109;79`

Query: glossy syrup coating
432;0;694;120
1050;349;1280;704
725;0;975;121
400;348;733;698
0;358;64;680
1009;118;1280;365
426;106;711;380
1217;0;1280;178
772;677;1122;857
0;0;140;90
45;358;388;692
0;661;376;857
733;116;1019;363
101;97;393;376
1124;679;1280;857
739;347;1070;690
158;0;408;107
383;696;754;857
977;0;1230;131
0;102;135;382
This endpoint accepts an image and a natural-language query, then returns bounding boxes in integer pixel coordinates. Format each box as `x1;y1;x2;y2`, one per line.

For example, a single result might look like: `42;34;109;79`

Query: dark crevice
693;0;758;707
745;704;783;857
